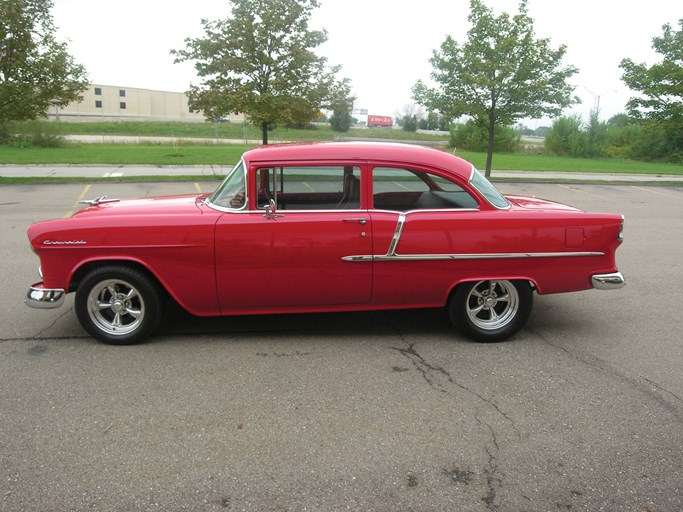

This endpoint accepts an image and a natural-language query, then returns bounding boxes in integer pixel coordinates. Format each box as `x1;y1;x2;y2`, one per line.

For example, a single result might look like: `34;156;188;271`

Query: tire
448;280;533;343
75;265;163;345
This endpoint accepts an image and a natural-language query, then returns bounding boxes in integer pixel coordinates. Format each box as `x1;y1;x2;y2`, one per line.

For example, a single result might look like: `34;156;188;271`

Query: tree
172;0;346;145
620;19;683;162
412;0;578;176
0;0;88;135
328;76;356;133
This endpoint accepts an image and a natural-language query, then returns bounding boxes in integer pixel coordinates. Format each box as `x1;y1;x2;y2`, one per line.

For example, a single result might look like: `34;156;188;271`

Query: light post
575;85;617;118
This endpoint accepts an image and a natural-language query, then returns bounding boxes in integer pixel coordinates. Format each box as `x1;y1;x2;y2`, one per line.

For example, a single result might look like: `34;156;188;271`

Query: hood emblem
79;195;119;206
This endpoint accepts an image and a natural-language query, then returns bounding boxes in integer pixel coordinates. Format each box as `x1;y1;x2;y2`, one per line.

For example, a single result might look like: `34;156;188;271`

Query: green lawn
0;144;251;166
10;120;450;143
1;143;682;175
2;120;682;175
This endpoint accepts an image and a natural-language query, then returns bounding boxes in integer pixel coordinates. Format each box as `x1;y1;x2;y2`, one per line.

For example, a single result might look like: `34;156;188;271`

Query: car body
26;142;625;344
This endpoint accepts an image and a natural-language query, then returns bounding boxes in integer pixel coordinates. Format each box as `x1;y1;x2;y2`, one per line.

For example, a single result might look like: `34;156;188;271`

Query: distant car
26;142;625;345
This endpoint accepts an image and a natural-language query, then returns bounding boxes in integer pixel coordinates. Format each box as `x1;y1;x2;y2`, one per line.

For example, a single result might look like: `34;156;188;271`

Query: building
48;84;243;123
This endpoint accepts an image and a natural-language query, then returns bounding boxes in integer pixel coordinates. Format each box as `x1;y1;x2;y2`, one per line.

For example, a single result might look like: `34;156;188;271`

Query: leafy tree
0;0;88;137
328;76;355;133
172;0;347;145
402;114;418;132
413;0;578;176
620;19;683;162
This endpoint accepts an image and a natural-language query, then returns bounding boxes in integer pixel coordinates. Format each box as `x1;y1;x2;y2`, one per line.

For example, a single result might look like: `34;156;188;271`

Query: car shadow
155;299;455;343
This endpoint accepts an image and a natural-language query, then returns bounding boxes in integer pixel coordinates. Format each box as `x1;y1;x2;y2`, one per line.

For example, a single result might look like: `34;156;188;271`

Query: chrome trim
26;284;66;309
205;158;248;213
79;195;119;206
386;213;407;256
592;272;626;290
342;251;605;262
618;215;625;241
470;166;512;210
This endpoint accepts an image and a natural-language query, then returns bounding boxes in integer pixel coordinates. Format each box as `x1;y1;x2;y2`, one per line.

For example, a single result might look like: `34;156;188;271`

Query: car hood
504;194;582;212
71;194;207;218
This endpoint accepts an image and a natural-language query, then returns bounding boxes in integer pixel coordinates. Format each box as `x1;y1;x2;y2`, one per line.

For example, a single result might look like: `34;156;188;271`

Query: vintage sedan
26;142;625;345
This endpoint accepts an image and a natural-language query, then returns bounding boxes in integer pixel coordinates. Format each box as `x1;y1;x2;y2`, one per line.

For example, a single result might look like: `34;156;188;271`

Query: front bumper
591;272;626;290
26;283;66;309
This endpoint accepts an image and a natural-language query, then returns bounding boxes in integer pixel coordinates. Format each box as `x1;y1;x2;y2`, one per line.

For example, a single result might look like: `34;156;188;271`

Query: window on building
94;87;102;95
119;89;126;97
95;100;102;108
120;102;126;109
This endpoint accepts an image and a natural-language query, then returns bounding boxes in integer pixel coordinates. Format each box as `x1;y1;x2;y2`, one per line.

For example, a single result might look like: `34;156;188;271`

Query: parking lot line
630;185;681;199
64;184;92;218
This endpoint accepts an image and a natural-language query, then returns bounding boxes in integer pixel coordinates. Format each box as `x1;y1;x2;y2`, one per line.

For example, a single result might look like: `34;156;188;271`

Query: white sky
52;0;680;126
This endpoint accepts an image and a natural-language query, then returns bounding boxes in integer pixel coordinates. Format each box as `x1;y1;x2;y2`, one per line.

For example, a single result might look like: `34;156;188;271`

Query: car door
214;164;372;312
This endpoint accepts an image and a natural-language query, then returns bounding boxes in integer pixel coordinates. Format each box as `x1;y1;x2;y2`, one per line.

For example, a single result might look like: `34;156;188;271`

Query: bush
450;120;520;152
544;115;584;156
2;121;66;148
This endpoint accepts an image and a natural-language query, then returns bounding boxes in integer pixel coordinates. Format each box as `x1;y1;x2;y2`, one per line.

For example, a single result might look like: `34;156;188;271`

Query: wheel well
69;260;164;294
447;278;537;303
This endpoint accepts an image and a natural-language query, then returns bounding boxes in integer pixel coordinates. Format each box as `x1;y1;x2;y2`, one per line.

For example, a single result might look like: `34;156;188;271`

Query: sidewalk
1;164;682;183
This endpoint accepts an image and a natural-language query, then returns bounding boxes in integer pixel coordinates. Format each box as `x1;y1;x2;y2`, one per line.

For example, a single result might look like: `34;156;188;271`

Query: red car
26;142;625;345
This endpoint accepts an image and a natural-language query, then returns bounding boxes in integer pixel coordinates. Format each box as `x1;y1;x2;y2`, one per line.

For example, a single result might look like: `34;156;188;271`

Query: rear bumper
591;272;626;290
26;283;66;309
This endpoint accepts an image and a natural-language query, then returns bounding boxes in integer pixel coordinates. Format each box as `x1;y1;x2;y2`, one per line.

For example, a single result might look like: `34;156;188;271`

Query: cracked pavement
2;182;682;511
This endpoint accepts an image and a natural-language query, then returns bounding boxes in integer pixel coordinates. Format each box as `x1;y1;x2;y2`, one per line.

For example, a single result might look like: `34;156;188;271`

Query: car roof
241;142;474;180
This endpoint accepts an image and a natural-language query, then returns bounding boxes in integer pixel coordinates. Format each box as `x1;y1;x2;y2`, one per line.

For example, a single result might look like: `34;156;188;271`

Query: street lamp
575;85;617;117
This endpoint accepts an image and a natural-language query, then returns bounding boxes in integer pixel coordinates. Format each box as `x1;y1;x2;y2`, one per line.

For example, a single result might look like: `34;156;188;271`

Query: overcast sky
52;0;680;126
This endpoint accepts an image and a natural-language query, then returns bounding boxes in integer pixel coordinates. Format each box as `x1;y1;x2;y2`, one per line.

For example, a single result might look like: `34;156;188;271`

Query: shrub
450;120;520;152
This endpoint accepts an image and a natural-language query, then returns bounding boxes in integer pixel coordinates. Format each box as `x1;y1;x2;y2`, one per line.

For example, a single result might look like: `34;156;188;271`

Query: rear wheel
449;280;533;342
75;266;163;345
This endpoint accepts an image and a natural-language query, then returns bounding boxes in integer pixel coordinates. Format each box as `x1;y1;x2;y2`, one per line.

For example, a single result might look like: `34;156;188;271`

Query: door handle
343;218;367;225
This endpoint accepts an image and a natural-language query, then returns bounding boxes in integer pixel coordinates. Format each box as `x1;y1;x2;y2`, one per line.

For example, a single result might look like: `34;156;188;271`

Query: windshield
469;167;510;209
209;159;246;210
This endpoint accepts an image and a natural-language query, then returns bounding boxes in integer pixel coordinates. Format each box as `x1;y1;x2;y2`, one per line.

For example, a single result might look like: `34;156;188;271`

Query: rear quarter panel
369;209;623;306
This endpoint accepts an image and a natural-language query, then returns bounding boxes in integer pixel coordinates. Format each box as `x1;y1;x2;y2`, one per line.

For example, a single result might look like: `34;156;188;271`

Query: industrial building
48;84;243;123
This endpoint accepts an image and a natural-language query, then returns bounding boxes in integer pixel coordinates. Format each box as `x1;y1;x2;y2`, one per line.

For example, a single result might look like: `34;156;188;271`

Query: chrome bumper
26;283;66;309
591;272;626;290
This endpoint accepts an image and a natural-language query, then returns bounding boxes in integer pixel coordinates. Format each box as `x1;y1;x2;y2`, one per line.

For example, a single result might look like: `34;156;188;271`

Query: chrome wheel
449;279;533;343
76;266;163;344
466;280;519;330
87;279;145;336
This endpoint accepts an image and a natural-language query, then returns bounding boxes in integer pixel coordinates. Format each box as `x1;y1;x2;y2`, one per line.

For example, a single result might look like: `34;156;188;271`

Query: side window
372;167;478;211
256;166;361;210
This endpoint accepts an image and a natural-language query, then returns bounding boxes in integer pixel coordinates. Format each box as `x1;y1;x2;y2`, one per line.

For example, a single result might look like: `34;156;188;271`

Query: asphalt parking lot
1;180;682;511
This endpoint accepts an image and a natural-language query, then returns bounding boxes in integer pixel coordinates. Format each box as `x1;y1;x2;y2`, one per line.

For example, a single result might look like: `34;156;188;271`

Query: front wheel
75;266;163;345
448;280;533;343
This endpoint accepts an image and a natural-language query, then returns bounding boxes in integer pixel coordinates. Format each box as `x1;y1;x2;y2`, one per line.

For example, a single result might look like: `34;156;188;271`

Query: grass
455;151;683;175
9;120;450;143
2;143;682;175
2;120;682;175
0;143;250;165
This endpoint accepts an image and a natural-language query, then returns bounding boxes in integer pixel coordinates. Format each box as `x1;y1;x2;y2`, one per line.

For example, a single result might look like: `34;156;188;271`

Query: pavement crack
530;328;683;417
30;307;74;339
391;342;520;438
478;415;501;512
